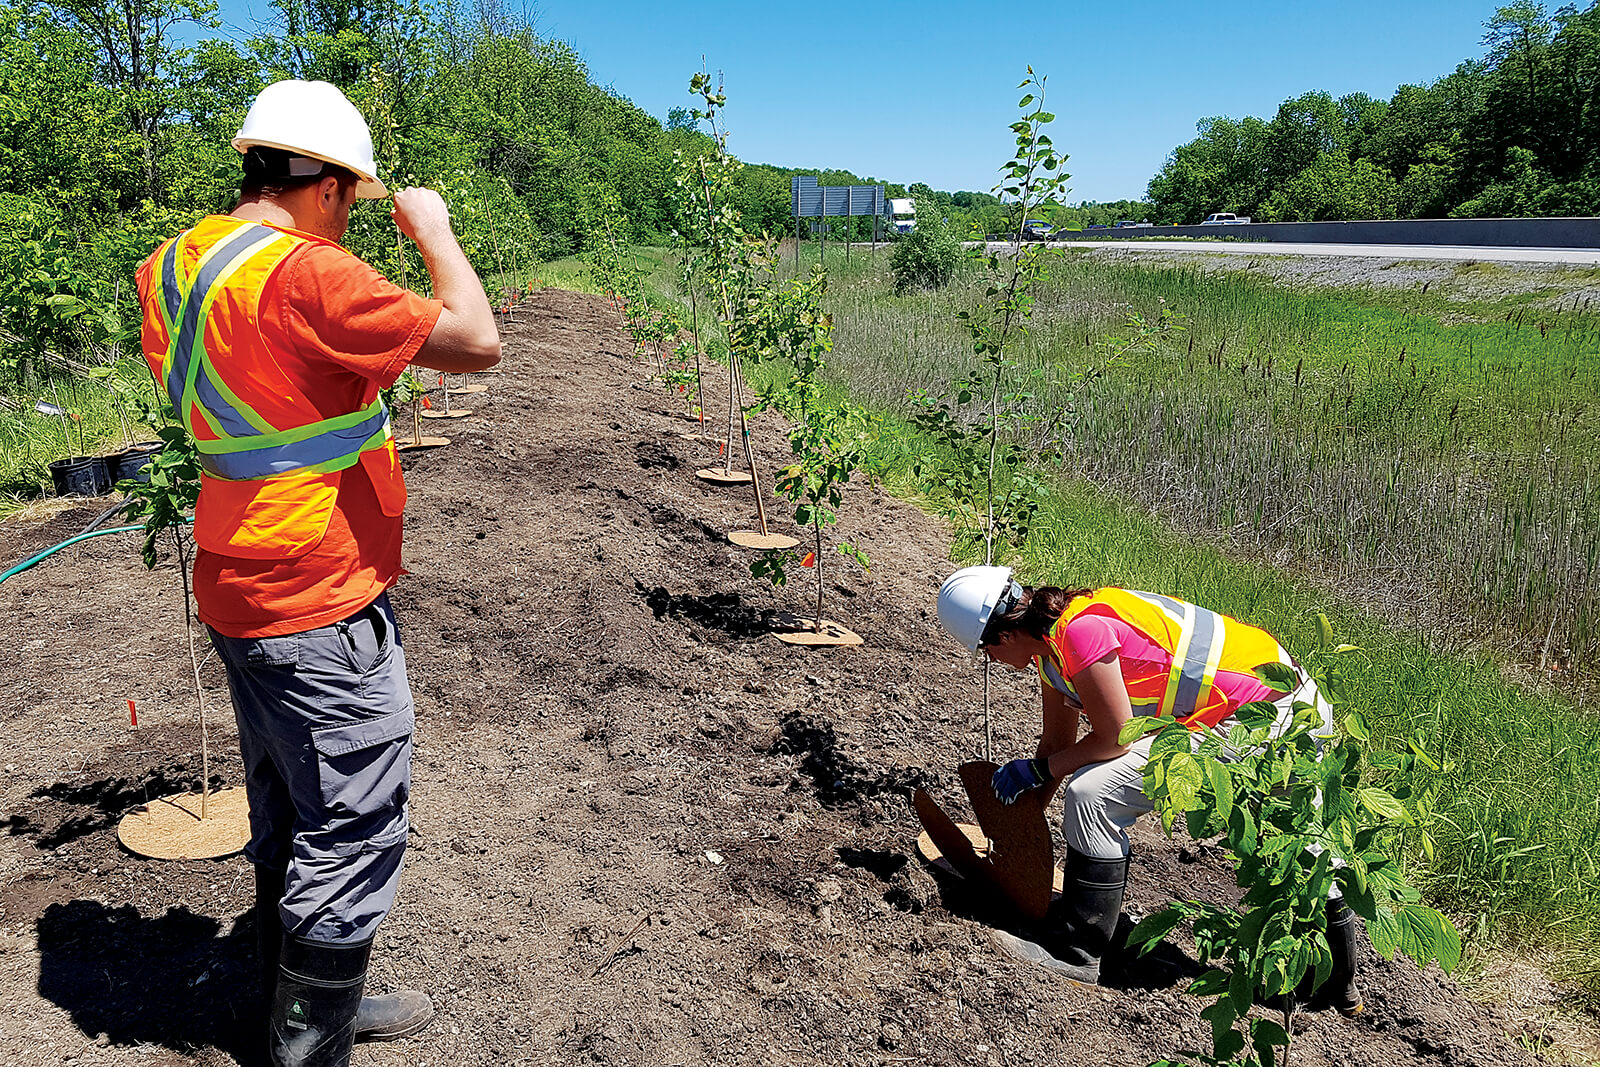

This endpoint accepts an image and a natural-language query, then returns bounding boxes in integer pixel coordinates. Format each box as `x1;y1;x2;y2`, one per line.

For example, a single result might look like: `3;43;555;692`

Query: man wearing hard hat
136;80;501;1066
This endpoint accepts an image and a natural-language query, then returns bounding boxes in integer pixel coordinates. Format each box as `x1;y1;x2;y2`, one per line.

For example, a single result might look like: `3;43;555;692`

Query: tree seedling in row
750;269;869;643
115;401;249;856
1130;623;1460;1067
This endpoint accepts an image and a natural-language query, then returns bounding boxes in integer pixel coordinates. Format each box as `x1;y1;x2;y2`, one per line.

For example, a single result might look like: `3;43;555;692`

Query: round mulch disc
728;530;800;550
917;821;990;867
397;436;451;452
421;409;473;420
452;383;489;395
771;614;863;647
915;821;1064;893
117;787;250;860
695;468;753;485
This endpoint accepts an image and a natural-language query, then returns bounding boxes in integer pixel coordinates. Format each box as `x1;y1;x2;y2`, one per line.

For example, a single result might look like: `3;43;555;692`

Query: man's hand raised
391;187;454;248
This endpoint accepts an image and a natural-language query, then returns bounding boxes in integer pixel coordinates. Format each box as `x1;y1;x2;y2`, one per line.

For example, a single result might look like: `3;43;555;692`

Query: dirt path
0;288;1546;1066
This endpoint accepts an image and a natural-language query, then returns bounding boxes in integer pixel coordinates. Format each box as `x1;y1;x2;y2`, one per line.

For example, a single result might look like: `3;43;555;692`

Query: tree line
0;0;940;384
1144;2;1600;224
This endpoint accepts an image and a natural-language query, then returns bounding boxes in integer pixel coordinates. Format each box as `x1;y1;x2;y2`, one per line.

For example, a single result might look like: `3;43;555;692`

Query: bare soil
0;288;1550;1066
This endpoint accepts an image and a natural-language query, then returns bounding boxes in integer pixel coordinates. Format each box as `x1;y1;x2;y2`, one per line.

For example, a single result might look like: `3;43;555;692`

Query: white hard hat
233;80;387;199
937;566;1022;652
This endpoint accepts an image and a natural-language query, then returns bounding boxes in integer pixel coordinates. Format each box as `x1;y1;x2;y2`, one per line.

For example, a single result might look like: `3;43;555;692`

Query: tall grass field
689;244;1600;984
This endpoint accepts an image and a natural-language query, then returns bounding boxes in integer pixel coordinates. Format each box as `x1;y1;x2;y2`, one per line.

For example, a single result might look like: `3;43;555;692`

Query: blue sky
217;0;1495;203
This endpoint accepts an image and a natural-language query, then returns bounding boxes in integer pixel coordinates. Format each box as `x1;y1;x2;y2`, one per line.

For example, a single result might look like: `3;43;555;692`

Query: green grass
0;361;156;510
801;249;1600;673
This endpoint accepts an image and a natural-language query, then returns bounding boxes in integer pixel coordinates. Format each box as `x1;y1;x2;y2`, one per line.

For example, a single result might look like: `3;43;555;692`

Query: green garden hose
1;524;148;585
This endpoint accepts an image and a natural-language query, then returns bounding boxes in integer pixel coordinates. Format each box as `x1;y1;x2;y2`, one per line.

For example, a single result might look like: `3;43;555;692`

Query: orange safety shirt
136;215;443;638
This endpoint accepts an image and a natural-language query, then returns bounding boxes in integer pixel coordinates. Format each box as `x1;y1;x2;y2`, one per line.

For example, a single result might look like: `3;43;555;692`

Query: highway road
981;239;1600;265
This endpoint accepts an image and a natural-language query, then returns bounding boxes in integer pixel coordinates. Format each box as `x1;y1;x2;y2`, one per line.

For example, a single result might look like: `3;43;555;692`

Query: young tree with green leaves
1130;627;1459;1067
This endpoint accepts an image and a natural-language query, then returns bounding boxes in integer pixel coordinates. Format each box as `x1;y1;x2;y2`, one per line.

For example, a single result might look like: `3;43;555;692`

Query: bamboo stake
697;157;772;536
680;234;708;429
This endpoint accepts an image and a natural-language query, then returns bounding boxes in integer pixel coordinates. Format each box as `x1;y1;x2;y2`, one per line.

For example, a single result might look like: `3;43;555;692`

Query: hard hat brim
232;138;389;199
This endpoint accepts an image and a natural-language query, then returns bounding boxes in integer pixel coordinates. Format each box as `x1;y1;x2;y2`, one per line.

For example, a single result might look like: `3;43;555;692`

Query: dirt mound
0;287;1547;1066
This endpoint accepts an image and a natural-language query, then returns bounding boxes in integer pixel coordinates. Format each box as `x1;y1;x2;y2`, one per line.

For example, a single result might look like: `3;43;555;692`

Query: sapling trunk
732;355;772;535
694;157;773;535
680;236;707;427
172;526;210;819
814;518;824;634
481;189;512;323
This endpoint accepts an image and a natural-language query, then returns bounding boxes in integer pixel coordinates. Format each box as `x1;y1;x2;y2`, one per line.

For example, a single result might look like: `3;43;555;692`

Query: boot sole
356;1010;435;1042
990;930;1101;984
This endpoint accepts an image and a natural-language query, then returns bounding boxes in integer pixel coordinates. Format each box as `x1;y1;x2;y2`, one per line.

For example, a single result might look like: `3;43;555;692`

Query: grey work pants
1060;674;1333;861
209;592;415;944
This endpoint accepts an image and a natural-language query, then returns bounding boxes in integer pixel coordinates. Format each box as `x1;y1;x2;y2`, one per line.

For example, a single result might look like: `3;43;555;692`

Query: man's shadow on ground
36;898;260;1064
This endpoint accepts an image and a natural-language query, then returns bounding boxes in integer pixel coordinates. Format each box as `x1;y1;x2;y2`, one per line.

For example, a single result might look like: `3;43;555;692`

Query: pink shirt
1053;613;1277;714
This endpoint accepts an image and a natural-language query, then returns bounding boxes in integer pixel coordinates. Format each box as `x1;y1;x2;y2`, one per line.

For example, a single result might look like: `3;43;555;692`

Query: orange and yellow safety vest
1035;588;1294;729
146;217;406;559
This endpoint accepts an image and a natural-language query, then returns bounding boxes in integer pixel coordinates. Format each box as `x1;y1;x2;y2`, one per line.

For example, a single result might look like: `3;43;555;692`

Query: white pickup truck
1200;212;1252;225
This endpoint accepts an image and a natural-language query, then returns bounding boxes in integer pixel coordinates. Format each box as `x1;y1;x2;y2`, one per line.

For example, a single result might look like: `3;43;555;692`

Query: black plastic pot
48;455;112;497
107;442;163;484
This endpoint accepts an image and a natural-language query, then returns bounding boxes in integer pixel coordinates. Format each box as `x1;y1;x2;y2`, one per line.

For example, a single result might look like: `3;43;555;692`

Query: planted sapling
1127;622;1459;1067
750;269;869;642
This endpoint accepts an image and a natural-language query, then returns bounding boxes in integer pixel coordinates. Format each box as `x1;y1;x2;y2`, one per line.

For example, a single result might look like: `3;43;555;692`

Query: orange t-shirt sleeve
274;242;443;389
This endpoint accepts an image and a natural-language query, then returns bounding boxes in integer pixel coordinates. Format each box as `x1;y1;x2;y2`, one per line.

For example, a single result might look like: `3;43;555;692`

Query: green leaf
1206;759;1233;823
1151;722;1193;758
1188;968;1230;996
1252;1019;1290;1066
1236;700;1278;730
1253;661;1300;694
1119;716;1163;745
1367;907;1401;959
1164;753;1205;813
1317;612;1335;652
1358;787;1411;824
1129;907;1186;954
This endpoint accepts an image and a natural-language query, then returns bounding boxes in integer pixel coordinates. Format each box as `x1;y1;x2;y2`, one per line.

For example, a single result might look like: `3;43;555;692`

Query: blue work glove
992;758;1053;805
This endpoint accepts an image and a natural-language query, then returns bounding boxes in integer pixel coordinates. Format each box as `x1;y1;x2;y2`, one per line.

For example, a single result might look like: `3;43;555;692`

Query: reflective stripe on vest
1128;590;1227;726
158;222;392;483
1035;589;1264;728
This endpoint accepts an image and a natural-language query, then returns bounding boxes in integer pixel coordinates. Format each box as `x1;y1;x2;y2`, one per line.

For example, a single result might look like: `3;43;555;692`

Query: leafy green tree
1261;154;1401;222
1131;634;1460;1067
889;209;961;293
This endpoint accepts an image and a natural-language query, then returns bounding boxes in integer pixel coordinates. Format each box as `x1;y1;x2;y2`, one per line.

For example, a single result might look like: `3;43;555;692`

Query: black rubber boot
353;989;435;1041
992;849;1129;984
1267;897;1365;1016
1310;898;1365;1016
270;936;370;1067
256;866;433;1046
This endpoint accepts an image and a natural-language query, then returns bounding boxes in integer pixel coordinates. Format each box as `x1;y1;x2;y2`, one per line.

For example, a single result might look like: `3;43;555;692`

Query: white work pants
1060;675;1333;861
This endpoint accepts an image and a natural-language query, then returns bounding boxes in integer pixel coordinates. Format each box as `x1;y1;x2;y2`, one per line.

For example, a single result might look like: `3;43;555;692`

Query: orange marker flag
800;552;816;568
422;395;433;410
